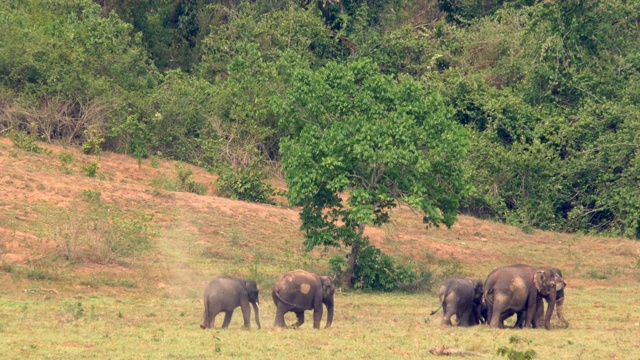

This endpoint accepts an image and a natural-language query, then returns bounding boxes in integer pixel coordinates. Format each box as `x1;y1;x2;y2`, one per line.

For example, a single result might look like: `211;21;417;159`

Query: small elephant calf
431;278;484;326
200;276;261;330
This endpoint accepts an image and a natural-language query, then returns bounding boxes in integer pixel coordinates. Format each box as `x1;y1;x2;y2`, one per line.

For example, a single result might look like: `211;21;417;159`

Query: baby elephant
431;278;484;326
200;276;261;330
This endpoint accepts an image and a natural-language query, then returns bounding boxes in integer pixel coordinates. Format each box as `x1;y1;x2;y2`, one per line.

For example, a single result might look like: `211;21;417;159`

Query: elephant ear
554;273;566;291
534;271;546;292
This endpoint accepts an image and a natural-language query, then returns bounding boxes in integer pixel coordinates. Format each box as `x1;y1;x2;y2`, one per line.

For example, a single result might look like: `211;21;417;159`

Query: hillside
1;137;640;359
2;137;638;289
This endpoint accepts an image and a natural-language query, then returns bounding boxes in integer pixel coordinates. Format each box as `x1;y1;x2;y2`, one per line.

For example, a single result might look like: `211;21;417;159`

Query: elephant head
534;269;561;330
319;275;335;328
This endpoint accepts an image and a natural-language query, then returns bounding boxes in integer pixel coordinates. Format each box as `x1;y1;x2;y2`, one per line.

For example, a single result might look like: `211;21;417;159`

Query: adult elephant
430;278;484;326
272;270;335;329
484;264;564;330
200;277;261;330
514;267;569;329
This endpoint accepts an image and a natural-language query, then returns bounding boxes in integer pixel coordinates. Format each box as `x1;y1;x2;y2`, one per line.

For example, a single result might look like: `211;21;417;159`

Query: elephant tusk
255;303;260;310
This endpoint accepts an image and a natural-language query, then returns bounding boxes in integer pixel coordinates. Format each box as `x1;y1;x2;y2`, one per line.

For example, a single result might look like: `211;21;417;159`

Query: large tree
279;58;470;288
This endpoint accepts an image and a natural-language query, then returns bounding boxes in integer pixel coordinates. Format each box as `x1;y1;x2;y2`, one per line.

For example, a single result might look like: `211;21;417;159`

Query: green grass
0;286;639;359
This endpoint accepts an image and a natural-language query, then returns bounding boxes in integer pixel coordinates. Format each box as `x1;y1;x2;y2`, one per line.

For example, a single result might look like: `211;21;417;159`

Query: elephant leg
514;311;525;328
312;305;323;329
489;301;505;328
459;309;472;327
293;311;305;328
273;305;287;328
441;305;454;326
221;311;233;328
523;297;538;329
441;314;453;326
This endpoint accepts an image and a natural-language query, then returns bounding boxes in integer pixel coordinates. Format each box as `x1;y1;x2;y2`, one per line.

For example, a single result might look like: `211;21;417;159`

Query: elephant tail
483;288;494;307
430;305;442;316
273;289;305;310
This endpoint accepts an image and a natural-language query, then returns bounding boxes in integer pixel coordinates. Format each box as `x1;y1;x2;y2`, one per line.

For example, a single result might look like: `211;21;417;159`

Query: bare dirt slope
1;137;639;293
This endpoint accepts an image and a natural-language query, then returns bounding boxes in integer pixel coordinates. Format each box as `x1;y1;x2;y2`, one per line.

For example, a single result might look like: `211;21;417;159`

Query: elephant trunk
252;301;261;329
543;291;556;330
325;301;334;329
200;300;210;329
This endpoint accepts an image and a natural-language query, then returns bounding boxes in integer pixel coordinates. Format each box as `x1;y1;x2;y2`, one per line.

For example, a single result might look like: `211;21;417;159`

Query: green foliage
25;266;56;281
82;162;99;177
280;57;469;286
497;346;537;360
150;175;180;192
7;131;51;154
328;255;348;280
174;163;208;195
82;189;102;203
0;0;155;145
65;302;85;321
215;164;275;204
59;152;76;174
352;244;418;292
150;153;161;168
435;1;640;238
81;133;105;155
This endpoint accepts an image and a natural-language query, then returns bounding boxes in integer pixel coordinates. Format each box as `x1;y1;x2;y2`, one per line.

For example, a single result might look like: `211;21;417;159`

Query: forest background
1;0;639;289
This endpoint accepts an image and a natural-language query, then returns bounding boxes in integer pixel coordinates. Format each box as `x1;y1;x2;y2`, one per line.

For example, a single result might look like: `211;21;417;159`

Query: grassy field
1;137;640;359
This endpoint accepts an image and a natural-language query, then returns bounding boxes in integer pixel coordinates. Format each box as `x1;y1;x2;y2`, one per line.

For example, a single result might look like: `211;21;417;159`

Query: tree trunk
340;224;365;288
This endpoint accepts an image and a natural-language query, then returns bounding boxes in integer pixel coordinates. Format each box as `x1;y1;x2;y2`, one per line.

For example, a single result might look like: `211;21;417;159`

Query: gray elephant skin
200;276;261;330
431;278;484;326
514;267;568;329
484;264;564;330
272;269;335;329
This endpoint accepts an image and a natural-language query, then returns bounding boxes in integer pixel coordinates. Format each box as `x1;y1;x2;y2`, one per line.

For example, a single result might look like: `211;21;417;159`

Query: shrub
174;163;208;195
215;164;274;204
352;244;418;292
59;152;75;174
81;134;105;155
54;197;154;264
82;162;99;177
7;130;51;154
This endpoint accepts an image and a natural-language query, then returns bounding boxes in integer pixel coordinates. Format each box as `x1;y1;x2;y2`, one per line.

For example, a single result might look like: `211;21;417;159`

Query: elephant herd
199;264;567;331
432;264;568;330
200;269;334;330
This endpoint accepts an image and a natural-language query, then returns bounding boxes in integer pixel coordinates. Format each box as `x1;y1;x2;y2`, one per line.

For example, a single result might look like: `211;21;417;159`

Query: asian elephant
514;267;568;329
484;264;564;330
430;278;484;326
200;276;261;330
272;270;335;329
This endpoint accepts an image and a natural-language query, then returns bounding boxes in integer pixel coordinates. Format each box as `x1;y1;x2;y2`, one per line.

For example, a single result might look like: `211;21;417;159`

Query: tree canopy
279;58;469;288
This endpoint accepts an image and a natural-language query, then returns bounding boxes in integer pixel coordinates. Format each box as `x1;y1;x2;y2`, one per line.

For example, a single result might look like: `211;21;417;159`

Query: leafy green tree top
279;58;470;287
